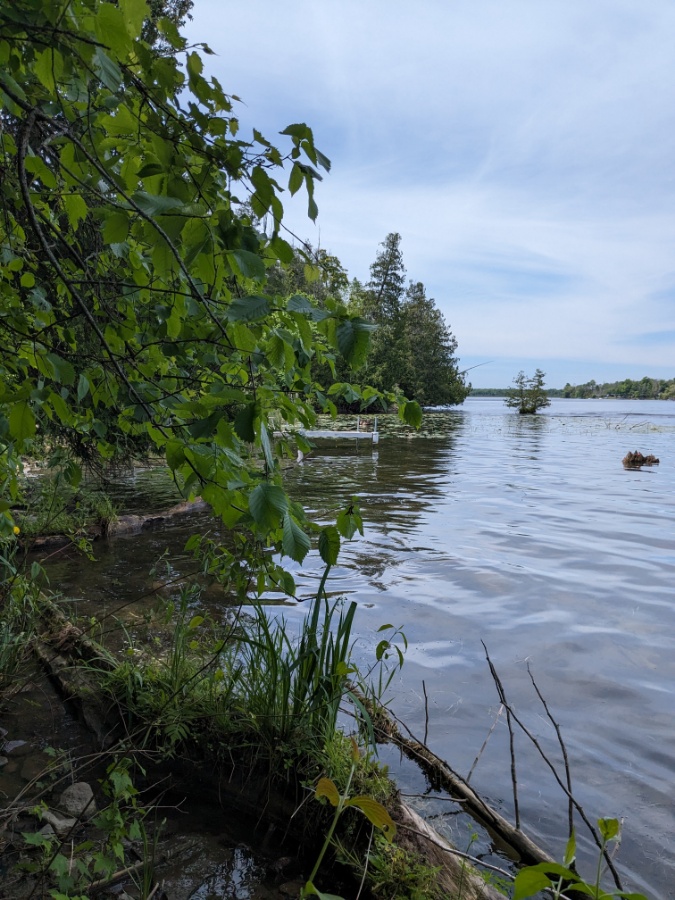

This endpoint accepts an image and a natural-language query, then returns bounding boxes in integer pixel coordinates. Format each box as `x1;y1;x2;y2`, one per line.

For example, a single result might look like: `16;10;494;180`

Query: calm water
44;398;675;898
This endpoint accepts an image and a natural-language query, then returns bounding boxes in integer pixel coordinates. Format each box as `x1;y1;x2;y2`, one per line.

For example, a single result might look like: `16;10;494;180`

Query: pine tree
361;234;408;394
400;282;469;406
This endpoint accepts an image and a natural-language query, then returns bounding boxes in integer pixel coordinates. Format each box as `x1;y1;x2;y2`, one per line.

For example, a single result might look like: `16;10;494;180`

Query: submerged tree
505;370;551;414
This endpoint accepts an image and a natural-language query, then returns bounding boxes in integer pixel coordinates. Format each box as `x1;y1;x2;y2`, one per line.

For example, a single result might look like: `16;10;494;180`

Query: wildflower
13;526;20;535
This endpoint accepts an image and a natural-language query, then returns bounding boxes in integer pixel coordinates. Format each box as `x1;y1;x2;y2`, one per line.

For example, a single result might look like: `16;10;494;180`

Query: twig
482;643;520;829
527;664;574;855
422;679;429;746
467;704;503;784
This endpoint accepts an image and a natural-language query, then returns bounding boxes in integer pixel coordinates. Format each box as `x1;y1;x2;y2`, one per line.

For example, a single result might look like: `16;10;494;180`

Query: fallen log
360;693;556;868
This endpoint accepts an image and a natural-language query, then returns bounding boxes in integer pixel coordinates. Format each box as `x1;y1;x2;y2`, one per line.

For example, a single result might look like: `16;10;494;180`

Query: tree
505;370;551;414
0;0;421;589
400;281;469;406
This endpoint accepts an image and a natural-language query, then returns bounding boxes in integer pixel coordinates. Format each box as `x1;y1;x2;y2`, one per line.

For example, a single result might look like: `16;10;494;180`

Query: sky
184;1;675;388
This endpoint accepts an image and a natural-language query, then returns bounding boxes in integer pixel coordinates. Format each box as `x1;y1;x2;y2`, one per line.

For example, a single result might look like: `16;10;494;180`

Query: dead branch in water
481;647;623;891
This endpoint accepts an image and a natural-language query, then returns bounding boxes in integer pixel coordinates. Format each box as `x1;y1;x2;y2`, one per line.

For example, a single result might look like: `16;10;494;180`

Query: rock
59;782;97;819
20;752;53;784
3;739;30;756
40;809;78;835
38;824;56;837
0;756;8;768
279;881;304;898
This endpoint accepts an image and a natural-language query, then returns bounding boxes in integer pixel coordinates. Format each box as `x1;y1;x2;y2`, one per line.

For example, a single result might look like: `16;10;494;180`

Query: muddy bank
21;498;209;551
6;599;508;900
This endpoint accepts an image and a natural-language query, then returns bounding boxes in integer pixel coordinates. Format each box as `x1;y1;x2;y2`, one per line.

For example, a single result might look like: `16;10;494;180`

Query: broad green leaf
93;48;123;92
336;320;372;367
77;374;90;402
399;400;423;429
259;421;275;471
318;526;340;566
344;797;396;841
119;0;148;39
131;192;186;215
166;441;185;470
314;777;340;807
95;3;132;56
229;250;266;281
249;483;288;529
227;295;270;322
103;211;129;244
513;869;553;900
234;403;257;442
63;194;88;229
282;514;311;563
9;402;36;442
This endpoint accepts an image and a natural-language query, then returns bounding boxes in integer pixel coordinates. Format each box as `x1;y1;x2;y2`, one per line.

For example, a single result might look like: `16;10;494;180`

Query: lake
45;398;675;898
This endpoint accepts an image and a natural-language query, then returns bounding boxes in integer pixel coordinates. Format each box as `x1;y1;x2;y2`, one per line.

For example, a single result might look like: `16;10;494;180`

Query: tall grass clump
0;545;42;701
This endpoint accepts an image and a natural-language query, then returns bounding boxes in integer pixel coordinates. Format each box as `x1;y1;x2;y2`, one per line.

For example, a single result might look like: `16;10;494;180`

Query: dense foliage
355;233;470;407
563;376;675;399
0;0;425;592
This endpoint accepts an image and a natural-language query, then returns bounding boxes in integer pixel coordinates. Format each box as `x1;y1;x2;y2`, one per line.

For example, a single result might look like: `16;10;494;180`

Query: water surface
44;398;675;898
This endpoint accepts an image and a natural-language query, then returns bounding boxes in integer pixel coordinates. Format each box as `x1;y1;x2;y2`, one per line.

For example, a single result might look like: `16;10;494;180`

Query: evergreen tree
361;234;407;396
400;282;469;406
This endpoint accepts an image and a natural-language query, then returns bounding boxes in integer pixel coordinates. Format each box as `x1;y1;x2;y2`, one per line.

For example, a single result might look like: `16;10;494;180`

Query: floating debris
622;451;660;468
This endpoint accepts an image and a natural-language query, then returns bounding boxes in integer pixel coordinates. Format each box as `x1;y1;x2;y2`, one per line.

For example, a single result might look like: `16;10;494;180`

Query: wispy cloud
185;0;675;385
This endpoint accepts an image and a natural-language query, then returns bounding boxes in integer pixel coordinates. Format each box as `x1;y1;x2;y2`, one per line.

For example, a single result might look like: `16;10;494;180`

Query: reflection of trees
285;413;465;584
506;413;548;461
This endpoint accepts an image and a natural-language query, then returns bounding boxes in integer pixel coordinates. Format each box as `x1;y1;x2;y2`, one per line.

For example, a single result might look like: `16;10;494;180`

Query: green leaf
318;526;340;566
95;3;132;57
344;797;396;841
227;294;270;322
598;817;620;842
288;163;304;196
9;402;36;442
513;868;553;900
234;403;257;442
93;48;123;92
259;421;275;471
399;400;423;429
282;514;311;563
314;777;340;807
103;211;129;244
119;0;148;39
229;250;266;281
287;293;329;321
336;320;372;367
137;162;164;178
564;829;576;866
249;483;288;529
62;194;88;229
131;192;186;215
166;441;185;470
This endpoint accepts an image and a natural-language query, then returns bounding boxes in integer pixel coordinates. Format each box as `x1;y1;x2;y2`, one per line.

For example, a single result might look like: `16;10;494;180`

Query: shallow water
42;398;675;898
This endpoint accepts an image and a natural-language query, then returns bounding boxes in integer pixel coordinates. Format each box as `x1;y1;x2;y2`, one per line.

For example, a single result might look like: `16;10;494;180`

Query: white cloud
185;0;675;384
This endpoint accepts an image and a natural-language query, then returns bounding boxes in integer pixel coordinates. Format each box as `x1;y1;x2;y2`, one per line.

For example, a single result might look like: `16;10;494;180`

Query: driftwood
360;694;556;868
622;451;660;468
23;497;209;550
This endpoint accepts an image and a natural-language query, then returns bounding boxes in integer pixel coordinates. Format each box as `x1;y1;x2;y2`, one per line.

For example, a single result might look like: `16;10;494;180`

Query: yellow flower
13;526;20;535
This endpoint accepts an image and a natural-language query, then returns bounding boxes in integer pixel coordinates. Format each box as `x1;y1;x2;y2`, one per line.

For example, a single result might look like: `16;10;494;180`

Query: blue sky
184;1;675;388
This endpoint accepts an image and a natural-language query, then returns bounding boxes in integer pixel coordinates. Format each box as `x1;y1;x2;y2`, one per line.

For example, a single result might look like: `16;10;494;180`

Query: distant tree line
562;378;675;400
267;233;470;409
470;387;564;397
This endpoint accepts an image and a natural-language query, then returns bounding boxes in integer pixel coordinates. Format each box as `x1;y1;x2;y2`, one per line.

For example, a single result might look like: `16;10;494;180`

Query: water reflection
39;402;675;899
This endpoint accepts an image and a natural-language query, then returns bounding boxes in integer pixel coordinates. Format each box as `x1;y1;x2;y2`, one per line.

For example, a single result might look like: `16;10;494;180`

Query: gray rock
40;809;77;835
38;824;56;837
59;782;97;819
4;739;30;756
0;756;8;768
